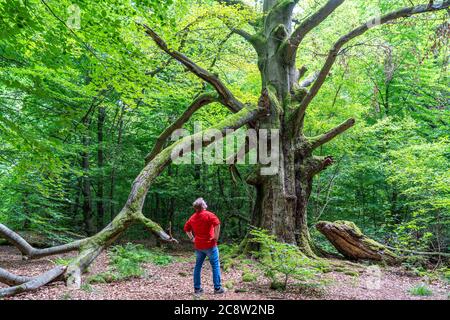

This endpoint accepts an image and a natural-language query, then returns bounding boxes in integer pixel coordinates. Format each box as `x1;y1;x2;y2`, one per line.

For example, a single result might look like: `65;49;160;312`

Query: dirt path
0;245;448;300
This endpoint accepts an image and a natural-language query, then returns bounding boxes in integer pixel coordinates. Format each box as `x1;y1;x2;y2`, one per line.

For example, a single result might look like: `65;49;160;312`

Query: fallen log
316;220;399;264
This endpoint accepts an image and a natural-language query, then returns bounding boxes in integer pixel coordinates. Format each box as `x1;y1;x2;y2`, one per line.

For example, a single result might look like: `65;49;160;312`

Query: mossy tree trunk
316;220;399;264
231;0;448;255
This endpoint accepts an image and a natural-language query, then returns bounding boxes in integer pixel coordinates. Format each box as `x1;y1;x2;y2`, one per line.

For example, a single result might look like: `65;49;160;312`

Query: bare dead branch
299;71;319;88
0;223;85;259
308;118;355;149
141;24;244;113
287;0;345;63
0;268;34;286
139;215;179;244
145;93;219;164
0;266;65;298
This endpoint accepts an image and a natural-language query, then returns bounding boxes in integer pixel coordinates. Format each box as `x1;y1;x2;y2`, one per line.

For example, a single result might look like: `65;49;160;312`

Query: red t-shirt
184;210;220;250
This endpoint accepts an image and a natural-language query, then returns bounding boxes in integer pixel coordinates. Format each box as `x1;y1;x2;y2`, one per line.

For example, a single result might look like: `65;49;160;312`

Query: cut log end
316;220;399;264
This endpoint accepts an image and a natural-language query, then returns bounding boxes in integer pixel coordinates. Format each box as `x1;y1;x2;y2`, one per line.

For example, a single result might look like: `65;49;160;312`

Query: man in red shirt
184;198;225;294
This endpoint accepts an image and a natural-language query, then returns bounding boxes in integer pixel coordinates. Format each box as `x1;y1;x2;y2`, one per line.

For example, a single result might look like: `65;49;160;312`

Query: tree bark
97;106;106;230
81;117;96;235
316;220;399;264
109;104;125;221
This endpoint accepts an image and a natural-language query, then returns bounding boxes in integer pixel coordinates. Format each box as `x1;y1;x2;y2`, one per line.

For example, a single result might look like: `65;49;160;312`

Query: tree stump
316;220;399;264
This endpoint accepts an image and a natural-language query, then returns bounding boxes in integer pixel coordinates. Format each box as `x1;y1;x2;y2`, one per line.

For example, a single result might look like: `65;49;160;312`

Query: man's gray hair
193;197;208;211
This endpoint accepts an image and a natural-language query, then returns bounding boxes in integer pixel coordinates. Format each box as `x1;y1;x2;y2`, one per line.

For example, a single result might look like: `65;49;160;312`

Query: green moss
81;283;94;292
270;280;286;291
59;292;73;300
249;33;266;49
267;85;283;114
292;87;308;102
140;216;164;234
361;238;398;261
242;272;258;282
87;271;117;284
344;270;360;277
224;280;235;289
52;257;73;266
242;266;258;282
334;220;363;237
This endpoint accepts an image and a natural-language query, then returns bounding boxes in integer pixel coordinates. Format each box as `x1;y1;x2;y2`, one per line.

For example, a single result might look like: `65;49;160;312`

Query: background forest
0;0;448;267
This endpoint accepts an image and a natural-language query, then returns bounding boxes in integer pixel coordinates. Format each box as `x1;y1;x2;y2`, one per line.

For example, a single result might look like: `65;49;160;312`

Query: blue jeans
194;246;222;290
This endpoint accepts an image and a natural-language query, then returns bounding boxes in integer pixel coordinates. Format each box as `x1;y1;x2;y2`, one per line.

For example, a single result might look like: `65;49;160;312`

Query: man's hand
186;231;195;243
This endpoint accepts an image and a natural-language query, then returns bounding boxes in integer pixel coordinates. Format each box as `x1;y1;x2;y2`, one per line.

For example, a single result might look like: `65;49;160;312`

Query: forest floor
1;244;448;300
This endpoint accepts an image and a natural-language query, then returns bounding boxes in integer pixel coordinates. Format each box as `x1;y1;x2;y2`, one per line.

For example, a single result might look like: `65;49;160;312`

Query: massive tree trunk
244;0;344;255
234;0;448;255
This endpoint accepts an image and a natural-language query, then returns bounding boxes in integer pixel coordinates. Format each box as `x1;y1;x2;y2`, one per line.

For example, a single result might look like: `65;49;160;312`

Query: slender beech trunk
81;122;96;236
109;104;124;221
97;106;106;230
167;165;175;229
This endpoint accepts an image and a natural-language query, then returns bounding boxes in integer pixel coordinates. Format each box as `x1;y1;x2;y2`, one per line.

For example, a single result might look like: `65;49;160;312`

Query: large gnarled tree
1;0;448;297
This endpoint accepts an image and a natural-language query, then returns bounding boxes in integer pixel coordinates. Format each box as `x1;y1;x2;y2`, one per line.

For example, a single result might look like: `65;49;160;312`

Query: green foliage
81;283;94;293
223;280;235;289
241;267;258;282
52;257;73;267
408;284;433;297
88;243;172;283
443;269;450;284
249;229;327;291
219;243;240;272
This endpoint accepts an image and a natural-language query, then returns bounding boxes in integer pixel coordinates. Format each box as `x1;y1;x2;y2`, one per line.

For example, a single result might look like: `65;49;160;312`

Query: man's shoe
194;288;204;294
214;287;225;294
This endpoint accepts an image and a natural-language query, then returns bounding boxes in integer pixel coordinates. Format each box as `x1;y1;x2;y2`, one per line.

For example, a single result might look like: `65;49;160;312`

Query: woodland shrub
249;229;327;291
88;243;172;283
408;284;433;296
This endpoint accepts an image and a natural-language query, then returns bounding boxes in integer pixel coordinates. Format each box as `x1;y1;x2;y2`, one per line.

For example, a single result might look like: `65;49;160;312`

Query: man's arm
186;231;195;243
184;219;194;242
213;224;220;242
